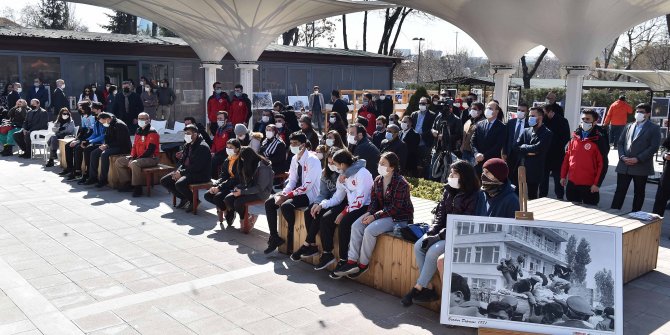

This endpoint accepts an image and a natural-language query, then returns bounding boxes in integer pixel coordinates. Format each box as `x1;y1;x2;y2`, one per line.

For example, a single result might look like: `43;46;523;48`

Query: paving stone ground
0;149;668;334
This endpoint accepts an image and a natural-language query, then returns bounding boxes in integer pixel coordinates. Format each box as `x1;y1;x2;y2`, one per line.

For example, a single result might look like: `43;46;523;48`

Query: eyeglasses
419;103;427;106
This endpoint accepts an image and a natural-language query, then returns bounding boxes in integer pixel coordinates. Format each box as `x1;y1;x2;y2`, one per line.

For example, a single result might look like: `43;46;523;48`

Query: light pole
454;31;459;54
413;37;425;84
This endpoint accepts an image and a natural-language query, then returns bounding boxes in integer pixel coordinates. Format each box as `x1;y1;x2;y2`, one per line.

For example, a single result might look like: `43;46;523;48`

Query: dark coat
400;129;421;172
214;156;240;191
112;91;144;125
410;110;437;148
476;181;519;218
281;111;300;133
545;114;571;168
22;108;49;132
350;135;381;177
375;97;394;118
7;91;22;109
380;137;407;172
238;160;274;201
104;117;132;154
332;98;349;125
51;88;68;115
429;186;481;239
372;130;386;149
432;111;463;153
260;137;287;173
616;120;661;176
471;119;506;161
514;125;553;183
195;122;213;147
178;135;212;183
27;85;49;107
503;117;529;172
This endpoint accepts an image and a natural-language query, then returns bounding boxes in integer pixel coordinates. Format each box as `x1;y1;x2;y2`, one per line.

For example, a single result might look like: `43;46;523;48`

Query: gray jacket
52;119;76;138
314;159;366;204
239;160;274;200
616;120;661;176
156;87;176;106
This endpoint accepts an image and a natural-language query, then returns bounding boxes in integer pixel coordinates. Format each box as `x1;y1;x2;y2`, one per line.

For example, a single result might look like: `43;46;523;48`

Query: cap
482;158;509;183
234;124;248;136
566;296;594;317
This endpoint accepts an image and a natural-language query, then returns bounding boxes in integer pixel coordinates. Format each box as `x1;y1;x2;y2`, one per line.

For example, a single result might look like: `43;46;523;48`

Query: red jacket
211;123;233;153
561;130;604;186
229;94;252;125
358;104;377;135
131;127;160;158
207;92;230;123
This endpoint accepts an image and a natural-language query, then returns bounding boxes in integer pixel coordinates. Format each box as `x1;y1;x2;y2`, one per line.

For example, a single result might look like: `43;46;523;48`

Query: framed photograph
288;96;309;111
508;90;520;107
441;215;622;335
651;97;670;119
471;89;483;101
395;92;403;103
532;101;546;108
252;92;273;110
447;88;458;99
581;107;607;125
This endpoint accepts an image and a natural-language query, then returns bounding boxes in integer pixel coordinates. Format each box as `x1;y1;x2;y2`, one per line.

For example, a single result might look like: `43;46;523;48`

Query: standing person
603;95;633;149
91;84;104;105
136;77;148;95
309;86;325;133
333;152;413;279
477;158;520;218
0;99;28;156
611;103;661;212
299;116;319;149
7;83;23;110
560;110;606;205
205;139;241;224
112;81;144;134
327;112;348;141
113;112;160;197
380;124;407;173
331;90;349;125
229;84;252;126
376;91;393;118
347;124;381;177
45;108;76;167
78;85;97;103
431;101;463;182
410;97;437;178
140;83;159;120
540;104;571;199
156;79;176;123
371;116;388;149
260;124;287;174
653;136;670;216
85;113;132;188
0;83;12;110
27;78;48;108
263;132;321;254
471;101;505;175
545;91;564;117
105;85;117;112
357;92;377;136
13;99;49;158
161;124;212;212
210;111;234;179
403;161;481;306
502;103;528;187
206;82;230;135
399;116;420;176
514;107;553;200
51;79;68;121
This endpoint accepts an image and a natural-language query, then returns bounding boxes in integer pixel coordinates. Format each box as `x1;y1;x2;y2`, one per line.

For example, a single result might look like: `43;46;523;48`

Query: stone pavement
0;149;668;334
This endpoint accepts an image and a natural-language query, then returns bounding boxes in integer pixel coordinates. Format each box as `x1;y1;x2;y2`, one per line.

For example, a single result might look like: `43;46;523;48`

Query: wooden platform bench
142;164;175;197
171;181;212;215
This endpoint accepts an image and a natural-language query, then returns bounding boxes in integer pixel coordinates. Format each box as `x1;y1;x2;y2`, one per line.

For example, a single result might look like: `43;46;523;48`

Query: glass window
474;246;500;264
0;55;19;91
457;222;475;235
312;67;333;99
173;61;204;122
22;56;61;89
141;62;170;85
479;223;502;233
262;65;287;105
452;247;471;263
471;278;496;289
65;59;102;100
287;67;311;97
373;67;390;90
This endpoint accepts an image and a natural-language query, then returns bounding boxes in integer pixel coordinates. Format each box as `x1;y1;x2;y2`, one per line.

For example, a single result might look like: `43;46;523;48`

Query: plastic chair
172;121;185;132
152;120;167;133
30;130;54;162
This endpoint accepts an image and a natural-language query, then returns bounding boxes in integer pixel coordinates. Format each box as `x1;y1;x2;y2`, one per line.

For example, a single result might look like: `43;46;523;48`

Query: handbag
431;151;446;179
399;223;430;243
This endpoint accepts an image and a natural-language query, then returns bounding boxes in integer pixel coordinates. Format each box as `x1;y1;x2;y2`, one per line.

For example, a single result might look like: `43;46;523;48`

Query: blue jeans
414;234;446;288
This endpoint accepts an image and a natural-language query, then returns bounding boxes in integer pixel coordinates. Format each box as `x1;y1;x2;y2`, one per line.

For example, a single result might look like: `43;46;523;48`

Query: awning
596;69;670;92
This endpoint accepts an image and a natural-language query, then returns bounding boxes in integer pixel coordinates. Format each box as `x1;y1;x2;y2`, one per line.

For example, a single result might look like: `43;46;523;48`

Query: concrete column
237;62;259;128
491;65;516;117
563;66;591;130
202;63;222;125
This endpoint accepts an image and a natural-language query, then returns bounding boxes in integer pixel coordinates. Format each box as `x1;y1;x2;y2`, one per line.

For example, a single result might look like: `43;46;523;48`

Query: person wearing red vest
114;112;160;197
357;93;377;136
229;84;252;126
207;81;230;135
210;111;234;178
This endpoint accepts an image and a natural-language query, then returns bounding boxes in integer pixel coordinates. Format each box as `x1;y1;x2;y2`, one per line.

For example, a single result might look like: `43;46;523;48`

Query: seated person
1;99;29;156
13;99;49;158
234;124;251;146
85;112;132;188
299;115;320;148
380;124;407;173
113;112;160;197
324;130;346;151
223;147;274;229
403;160;481;306
254;109;275;134
205;139;241;225
210;111;233;179
160;124;212;212
183;116;212;147
263;132;321;254
249;132;263;152
45;107;76;167
60;102;96;176
327;112;347;141
260;124;287;174
371;115;387;148
477;158;520;218
273;113;290;143
333;152;413;278
76;102;106;184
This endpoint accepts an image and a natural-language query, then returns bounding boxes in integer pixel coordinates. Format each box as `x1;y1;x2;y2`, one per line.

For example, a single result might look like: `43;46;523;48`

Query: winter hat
234;124;248;136
482;158;509;183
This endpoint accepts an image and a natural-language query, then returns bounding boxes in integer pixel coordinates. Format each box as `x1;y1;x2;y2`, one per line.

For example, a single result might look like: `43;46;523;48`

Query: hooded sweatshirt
319;159;373;215
476;181;519;218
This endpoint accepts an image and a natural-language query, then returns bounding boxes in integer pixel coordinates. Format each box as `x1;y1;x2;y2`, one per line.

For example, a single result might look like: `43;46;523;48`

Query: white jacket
282;150;321;202
320;167;373;214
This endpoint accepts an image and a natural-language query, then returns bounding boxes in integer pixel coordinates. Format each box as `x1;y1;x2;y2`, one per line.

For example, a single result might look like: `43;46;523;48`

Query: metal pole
454;31;458;54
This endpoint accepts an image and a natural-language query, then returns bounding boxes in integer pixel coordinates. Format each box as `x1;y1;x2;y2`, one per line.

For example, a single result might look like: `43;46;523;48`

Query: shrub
405;86;430;115
406;176;444;202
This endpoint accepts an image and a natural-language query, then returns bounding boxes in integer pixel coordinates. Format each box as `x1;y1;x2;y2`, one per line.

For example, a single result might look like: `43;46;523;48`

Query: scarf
481;170;504;197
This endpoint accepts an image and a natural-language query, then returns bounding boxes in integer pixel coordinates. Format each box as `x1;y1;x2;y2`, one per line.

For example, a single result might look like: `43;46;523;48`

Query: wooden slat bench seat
171;181;212;215
142;164;175;197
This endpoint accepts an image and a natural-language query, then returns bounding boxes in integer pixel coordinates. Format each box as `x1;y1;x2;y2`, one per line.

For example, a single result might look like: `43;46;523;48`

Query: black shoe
333;261;359;277
290;245;319;262
264;235;285;254
19;153;30;159
58;169;71;176
225;210;235;226
95;181;106;188
184;201;193;212
401;288;419;307
1;150;12;157
328;260;347;279
176;198;188;208
314;252;336;271
45;159;54;167
66;173;77;181
347;265;368;279
132;186;143;197
118;185;133;192
77;177;89;185
83;178;98;185
412;287;440;303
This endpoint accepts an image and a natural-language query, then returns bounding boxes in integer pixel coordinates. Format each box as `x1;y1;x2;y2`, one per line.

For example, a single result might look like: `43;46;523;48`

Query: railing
508;228;565;259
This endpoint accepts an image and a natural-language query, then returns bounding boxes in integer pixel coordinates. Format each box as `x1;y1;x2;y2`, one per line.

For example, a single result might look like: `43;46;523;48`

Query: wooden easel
478;166;541;335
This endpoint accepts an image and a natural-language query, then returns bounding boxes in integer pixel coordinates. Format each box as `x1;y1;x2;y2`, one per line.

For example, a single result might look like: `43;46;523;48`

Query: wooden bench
142;164;175;197
171;181;212;215
217;201;262;234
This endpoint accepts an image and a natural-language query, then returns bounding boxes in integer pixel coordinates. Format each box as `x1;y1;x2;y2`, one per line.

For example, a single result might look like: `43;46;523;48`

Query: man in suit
503;102;529;188
514;107;553;200
27;78;49;109
112;81;144;134
471;101;506;175
331;90;349;125
540;103;571;199
51;79;68;120
308;85;325;133
611;103;661;212
400;115;420;177
7;83;23;109
410;97;437;178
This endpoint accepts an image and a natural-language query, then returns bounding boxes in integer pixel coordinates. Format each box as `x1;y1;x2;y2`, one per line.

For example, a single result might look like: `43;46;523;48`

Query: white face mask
16;88;22;93
289;145;301;155
400;122;409;130
266;131;275;139
347;134;357;145
276;122;284;129
326;138;335;146
448;177;460;189
217;120;225;127
226;148;235;156
138;120;147;128
102;122;110;128
377;165;389;177
329;117;336;123
184;134;193;143
516;111;526;119
317;153;324;160
385;132;393;141
145;87;150;92
60;85;65;90
635;112;646;123
314;90;319;94
92;87;96;92
140;81;144;86
380;95;386;100
419;105;427;112
484;108;494;119
328;164;338;172
469;109;479;118
261;116;270;123
581;122;592;132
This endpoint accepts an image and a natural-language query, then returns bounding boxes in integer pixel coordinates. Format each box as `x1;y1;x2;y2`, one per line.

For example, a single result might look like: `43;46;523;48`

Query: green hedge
406;176;444;202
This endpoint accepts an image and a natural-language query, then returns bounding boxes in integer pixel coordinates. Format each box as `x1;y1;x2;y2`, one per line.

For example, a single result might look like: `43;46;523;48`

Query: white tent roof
75;0;390;63
596;69;670;92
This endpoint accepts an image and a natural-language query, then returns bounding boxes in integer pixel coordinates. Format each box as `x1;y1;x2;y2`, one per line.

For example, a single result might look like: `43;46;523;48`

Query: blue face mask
385;132;393;141
528;116;538;127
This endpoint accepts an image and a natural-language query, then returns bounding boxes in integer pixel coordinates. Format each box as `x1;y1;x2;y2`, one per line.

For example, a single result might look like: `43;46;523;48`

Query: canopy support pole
201;63;222;128
237;62;259;128
491;65;515;115
564;66;590;129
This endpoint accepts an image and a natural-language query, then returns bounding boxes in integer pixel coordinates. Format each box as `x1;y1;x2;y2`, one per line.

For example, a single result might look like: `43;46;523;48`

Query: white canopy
596;69;670;92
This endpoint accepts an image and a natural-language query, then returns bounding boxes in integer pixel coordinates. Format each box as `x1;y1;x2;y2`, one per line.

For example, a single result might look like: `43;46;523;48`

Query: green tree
405;86;429;116
573;238;592;284
565;235;577;269
159;26;178;37
37;0;69;30
102;10;137;34
594;268;615;307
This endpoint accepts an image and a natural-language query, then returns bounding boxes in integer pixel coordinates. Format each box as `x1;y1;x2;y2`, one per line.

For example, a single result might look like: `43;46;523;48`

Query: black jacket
375;97;393;118
112;91;144;125
350;135;381;177
214;156;240;191
7;91;21;109
51;88;68;115
27;85;49;107
23;108;49;132
281;111;299;133
432;111;463;153
372;130;386;149
593;125;610;186
503;118;529;157
514;125;553;183
332;98;349;125
400;129;421;172
195;122;213;147
260;137;287;173
178;135;212;183
545;114;571;168
429;186;480;239
410;110;437;148
104;117;132;154
471;119;506;161
380;137;407;172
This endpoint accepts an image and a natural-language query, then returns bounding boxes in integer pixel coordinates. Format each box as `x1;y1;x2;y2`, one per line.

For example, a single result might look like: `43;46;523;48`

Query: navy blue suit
503;117;528;186
27;85;49;108
471;119;506;174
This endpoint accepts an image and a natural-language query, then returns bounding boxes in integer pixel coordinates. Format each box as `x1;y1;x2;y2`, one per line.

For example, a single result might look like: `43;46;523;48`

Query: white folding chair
172;121;185;132
30;130;54;162
152;120;167;133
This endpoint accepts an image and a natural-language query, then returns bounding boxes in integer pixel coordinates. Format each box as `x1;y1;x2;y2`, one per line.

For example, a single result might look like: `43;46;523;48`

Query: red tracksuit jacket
560;131;604;186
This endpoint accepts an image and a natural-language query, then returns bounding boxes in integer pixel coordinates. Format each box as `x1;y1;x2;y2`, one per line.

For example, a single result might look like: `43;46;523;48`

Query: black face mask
123;87;130;93
30;105;37;109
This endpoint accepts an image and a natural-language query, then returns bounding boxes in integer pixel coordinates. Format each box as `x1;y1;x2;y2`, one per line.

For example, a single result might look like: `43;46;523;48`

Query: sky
2;1;552;59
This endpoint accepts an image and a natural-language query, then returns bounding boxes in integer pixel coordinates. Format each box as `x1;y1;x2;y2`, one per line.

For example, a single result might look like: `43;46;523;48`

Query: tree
610;17;664;80
595;268;615;307
520;48;549;89
342;14;349;50
282;27;299;46
573;238;592;285
37;0;69;30
298;19;336;47
151;22;157;37
377;7;413;56
102;10;137;34
363;10;368;51
159;26;178;37
565;235;577;269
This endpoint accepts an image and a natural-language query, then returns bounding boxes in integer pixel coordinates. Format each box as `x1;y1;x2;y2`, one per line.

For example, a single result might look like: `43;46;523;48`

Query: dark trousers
318;206;368;260
565;181;600;205
539;163;564;199
304;201;347;245
653;165;670;216
611;173;647;212
211;151;227;179
419;145;431;179
224;193;263;218
161;174;197;201
264;194;311;242
89;146;122;182
12;130;30;153
82;144;100;176
527;182;540;200
65;144;83;172
610;125;624;148
204;187;233;210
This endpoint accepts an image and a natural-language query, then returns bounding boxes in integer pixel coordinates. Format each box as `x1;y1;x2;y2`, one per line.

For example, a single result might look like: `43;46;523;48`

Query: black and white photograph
252;92;273;110
471;89;483;101
508;90;519;107
652;97;670;119
288;96;309;111
581;106;607;125
447;88;458;99
441;215;623;335
533;101;546;108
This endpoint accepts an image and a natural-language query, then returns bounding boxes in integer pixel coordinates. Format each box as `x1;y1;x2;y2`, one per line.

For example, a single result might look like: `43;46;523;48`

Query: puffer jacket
428;185;481;239
238;160;274;201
